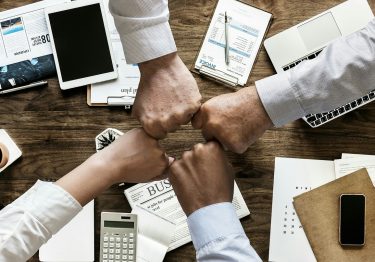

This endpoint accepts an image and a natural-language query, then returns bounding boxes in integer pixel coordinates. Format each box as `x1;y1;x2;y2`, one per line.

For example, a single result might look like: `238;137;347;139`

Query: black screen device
339;194;366;246
47;3;114;82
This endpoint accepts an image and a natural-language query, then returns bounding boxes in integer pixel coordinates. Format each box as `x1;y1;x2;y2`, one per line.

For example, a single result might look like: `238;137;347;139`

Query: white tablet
45;0;117;90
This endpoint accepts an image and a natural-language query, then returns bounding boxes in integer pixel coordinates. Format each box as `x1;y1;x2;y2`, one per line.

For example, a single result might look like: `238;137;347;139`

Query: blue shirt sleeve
187;202;261;262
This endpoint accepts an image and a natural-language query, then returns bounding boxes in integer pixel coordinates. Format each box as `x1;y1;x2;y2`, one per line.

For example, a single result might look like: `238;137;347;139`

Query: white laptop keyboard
282;49;375;127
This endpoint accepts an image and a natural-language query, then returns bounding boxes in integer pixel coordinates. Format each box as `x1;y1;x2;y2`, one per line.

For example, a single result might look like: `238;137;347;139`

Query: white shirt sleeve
187;202;261;262
256;18;375;127
0;181;82;262
109;0;177;64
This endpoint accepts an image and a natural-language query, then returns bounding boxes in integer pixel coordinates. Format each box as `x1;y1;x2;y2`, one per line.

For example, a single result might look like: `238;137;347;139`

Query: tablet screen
48;3;114;82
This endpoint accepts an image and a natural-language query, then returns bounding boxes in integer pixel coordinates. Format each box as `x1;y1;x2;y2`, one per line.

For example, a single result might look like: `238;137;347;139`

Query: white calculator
100;212;138;262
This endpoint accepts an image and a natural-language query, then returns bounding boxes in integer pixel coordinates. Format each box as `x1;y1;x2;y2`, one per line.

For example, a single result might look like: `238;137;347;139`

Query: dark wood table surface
1;0;375;261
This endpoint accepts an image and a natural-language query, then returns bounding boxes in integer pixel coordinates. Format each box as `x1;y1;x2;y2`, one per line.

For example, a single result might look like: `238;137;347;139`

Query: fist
133;53;202;139
192;86;273;154
98;128;172;183
169;142;234;216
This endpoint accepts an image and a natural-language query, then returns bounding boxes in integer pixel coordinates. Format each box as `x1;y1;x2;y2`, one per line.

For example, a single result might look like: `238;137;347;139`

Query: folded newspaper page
125;180;250;251
0;0;69;90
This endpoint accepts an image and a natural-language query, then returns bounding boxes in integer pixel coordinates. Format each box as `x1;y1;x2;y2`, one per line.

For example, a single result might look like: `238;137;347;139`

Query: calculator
100;212;138;262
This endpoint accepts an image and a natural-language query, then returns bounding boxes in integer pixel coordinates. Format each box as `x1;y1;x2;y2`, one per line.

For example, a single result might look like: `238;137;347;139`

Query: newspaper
0;0;69;67
124;180;250;251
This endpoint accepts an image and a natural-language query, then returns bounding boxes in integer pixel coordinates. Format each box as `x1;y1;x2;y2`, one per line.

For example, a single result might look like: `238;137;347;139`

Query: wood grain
0;0;375;261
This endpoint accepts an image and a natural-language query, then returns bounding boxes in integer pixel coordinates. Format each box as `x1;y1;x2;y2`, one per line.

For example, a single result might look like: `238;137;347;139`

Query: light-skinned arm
109;0;202;139
193;18;375;153
0;128;172;261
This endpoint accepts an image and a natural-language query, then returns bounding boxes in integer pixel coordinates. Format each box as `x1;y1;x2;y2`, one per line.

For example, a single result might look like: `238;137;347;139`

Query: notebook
39;201;95;262
293;169;375;261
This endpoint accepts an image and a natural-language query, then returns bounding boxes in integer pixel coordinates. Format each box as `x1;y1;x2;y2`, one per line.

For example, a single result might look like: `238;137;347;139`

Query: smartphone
339;194;366;246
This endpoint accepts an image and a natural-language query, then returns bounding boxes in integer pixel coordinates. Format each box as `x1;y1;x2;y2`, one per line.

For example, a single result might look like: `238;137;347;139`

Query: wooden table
1;0;375;261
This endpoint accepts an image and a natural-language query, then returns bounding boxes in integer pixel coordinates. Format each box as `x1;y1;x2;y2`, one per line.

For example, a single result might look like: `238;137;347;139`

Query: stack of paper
269;154;375;261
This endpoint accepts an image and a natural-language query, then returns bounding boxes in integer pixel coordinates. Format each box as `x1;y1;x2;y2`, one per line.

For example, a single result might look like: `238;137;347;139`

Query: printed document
194;0;271;85
125;180;250;251
0;0;69;67
132;206;176;262
269;157;335;262
334;155;375;186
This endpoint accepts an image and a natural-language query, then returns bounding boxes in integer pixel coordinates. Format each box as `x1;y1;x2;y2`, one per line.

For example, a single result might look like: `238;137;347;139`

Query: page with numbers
269;157;335;262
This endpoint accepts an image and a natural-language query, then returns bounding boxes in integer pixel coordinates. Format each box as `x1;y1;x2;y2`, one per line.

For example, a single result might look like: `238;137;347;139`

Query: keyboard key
363;95;369;101
109;260;114;262
316;113;322;118
333;110;339;117
323;112;328;115
345;104;351;111
315;50;322;56
357;99;363;105
315;119;321;125
351;101;357;108
310;122;316;127
103;260;108;262
289;63;295;68
307;116;316;122
283;66;289;71
370;92;375;99
302;57;308;61
339;107;345;114
305;114;312;118
321;116;327;122
295;60;301;65
327;113;333;120
308;54;316;59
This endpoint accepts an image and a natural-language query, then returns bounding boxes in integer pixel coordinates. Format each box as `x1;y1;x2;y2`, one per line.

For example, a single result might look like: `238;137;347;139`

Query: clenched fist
133;52;202;139
192;86;273;154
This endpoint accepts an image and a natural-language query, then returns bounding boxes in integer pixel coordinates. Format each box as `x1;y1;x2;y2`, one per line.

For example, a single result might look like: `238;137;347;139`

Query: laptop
264;0;374;127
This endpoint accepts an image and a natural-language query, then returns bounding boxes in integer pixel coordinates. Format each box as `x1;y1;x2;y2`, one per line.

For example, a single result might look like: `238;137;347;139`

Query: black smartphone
339;194;366;246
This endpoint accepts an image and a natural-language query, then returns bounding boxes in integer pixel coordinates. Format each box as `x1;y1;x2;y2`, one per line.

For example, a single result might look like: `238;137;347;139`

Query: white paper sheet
0;129;22;173
125;181;250;251
341;153;374;159
269;157;335;262
194;0;271;85
39;201;95;262
132;206;176;262
0;0;69;67
334;155;375;186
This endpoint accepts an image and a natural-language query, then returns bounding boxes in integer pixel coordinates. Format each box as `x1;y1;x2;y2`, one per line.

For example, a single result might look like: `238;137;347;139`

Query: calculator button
110;237;115;242
129;244;134;249
116;243;121;248
122;255;128;260
122;237;128;243
122;249;128;254
129;255;134;260
110;243;115;248
129;233;134;237
109;260;114;262
115;255;120;259
103;260;108;262
115;261;120;262
129;250;134;255
104;243;109;248
109;254;114;259
103;248;108;253
104;237;109;242
123;244;128;248
103;254;108;259
116;237;121;242
129;238;134;243
109;249;114;254
115;249;121;254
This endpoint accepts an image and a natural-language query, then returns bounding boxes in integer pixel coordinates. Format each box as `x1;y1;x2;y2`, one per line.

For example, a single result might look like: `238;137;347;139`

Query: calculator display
104;221;134;229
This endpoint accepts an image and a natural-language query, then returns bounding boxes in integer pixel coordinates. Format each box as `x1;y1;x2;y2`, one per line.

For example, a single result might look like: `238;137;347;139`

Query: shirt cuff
187;202;245;251
255;72;306;127
116;21;177;64
11;180;82;235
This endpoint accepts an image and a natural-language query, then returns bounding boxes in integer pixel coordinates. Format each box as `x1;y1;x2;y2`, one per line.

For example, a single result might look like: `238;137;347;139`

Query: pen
0;80;47;94
224;11;230;65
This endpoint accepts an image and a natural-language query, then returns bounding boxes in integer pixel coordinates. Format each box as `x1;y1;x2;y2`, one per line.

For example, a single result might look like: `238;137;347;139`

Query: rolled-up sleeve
256;18;375;127
109;0;177;64
0;181;82;262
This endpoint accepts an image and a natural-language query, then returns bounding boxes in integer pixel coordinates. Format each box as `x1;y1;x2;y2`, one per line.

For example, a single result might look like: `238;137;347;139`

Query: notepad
193;0;272;87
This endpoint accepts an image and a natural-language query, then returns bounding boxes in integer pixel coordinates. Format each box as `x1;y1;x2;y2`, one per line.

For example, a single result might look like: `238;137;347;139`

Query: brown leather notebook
293;168;375;262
